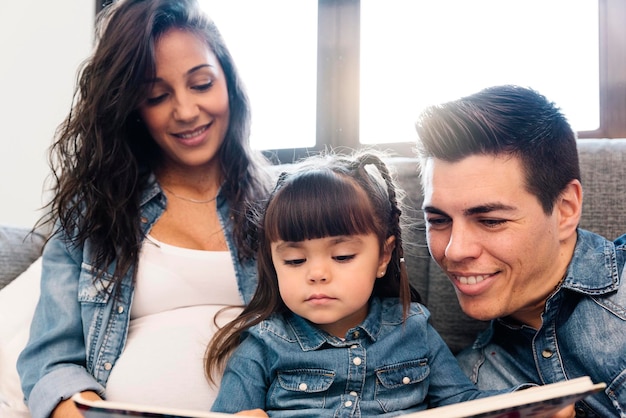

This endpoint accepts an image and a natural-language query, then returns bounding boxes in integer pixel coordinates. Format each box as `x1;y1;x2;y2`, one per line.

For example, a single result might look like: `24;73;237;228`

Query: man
415;85;626;417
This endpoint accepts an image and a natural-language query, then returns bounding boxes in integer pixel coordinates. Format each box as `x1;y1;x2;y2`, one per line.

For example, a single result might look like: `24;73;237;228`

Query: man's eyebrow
464;203;516;216
144;64;214;83
422;206;447;216
422;203;516;216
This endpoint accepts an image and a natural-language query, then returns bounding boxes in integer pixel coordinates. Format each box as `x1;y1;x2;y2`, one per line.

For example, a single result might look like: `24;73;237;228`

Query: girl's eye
334;254;355;262
284;259;305;266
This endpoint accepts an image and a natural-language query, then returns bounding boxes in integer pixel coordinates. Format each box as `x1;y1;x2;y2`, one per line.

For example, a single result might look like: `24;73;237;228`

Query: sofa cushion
0;226;45;291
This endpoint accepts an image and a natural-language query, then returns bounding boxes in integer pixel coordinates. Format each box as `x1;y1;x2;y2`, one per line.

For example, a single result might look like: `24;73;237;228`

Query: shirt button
402;376;411;384
344;401;353;407
353;357;362;366
298;383;307;391
541;349;553;358
103;362;112;371
350;345;358;349
349;391;357;397
352;331;360;338
117;306;124;314
140;217;148;224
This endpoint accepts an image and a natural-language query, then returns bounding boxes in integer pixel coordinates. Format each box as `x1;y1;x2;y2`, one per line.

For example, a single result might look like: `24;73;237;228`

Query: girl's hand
51;391;101;418
234;409;269;417
550;404;576;418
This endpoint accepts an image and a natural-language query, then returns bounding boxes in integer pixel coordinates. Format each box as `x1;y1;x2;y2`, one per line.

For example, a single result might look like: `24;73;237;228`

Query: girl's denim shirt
213;297;506;417
17;174;258;418
457;229;626;418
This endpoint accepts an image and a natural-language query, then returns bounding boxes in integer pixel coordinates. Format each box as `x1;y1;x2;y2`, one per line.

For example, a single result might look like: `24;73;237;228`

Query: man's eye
426;217;450;228
481;219;507;228
284;259;305;266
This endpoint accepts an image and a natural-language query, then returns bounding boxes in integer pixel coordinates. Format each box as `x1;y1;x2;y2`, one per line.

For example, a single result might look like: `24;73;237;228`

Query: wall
0;1;94;228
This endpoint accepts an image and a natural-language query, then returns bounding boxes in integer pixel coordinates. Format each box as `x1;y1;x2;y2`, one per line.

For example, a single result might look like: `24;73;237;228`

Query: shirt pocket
269;368;335;410
375;359;429;413
77;262;114;304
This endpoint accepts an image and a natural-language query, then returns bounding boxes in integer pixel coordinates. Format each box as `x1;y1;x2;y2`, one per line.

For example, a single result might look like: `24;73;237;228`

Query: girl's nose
307;263;329;283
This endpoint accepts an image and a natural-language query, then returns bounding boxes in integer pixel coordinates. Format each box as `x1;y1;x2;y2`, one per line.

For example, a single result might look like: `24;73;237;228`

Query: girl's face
137;28;230;173
271;233;394;337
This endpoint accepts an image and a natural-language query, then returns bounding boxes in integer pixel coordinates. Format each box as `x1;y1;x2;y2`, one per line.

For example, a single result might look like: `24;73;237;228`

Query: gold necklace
162;185;218;204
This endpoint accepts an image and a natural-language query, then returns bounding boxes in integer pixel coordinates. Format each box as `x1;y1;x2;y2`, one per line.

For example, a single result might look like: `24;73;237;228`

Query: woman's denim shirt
17;174;259;418
213;297;504;417
457;229;626;418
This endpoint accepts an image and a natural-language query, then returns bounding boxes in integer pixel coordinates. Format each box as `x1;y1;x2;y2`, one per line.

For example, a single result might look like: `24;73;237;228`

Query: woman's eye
192;81;213;92
145;94;167;106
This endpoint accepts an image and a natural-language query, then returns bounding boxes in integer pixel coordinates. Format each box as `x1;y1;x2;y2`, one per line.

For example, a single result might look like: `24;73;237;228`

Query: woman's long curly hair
205;151;421;383
41;0;270;289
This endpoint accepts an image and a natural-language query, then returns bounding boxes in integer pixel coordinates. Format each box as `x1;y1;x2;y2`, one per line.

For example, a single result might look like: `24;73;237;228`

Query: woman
17;1;271;417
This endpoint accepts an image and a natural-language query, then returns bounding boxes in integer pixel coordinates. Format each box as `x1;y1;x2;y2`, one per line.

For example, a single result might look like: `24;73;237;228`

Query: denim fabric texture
16;173;259;418
457;229;626;418
213;297;505;417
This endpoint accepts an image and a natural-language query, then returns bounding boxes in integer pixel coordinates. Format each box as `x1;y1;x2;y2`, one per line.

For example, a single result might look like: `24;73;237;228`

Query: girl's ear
377;236;396;276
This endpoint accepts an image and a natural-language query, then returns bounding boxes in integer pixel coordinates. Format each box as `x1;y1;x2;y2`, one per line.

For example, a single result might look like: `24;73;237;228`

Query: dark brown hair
415;85;579;214
205;151;421;382
41;0;270;291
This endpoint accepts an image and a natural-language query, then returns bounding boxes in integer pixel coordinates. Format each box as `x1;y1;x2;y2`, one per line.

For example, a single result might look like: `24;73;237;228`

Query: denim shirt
213;297;504;417
457;229;626;418
17;174;259;418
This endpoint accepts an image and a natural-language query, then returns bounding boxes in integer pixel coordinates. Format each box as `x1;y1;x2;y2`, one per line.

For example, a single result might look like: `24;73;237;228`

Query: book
403;376;606;418
73;376;605;418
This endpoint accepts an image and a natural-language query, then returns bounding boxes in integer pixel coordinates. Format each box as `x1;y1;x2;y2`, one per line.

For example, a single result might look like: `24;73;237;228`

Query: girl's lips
306;294;336;304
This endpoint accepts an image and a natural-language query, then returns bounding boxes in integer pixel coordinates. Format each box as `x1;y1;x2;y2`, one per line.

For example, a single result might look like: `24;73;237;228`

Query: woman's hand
234;409;269;417
51;391;101;418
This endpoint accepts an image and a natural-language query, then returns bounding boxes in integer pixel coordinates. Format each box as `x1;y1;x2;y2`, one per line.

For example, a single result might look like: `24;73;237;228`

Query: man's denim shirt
17;174;258;418
457;229;626;418
213;297;503;417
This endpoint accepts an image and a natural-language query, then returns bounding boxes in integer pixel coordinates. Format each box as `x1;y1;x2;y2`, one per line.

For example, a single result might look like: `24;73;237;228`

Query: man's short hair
415;85;580;214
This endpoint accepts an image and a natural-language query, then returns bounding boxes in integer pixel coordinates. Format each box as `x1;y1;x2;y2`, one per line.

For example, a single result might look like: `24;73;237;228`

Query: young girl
205;152;504;417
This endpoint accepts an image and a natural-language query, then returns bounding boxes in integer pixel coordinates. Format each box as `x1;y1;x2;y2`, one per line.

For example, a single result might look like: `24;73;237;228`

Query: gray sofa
1;138;625;355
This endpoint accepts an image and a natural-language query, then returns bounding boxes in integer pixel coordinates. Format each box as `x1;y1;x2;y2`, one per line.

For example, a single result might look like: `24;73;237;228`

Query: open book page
74;376;605;418
72;393;234;418
403;376;605;418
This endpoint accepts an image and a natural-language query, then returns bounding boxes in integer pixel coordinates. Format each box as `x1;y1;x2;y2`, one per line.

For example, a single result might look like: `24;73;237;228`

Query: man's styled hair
415;85;580;213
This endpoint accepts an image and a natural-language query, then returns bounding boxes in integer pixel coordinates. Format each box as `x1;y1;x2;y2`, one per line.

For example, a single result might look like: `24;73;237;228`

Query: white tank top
105;235;243;410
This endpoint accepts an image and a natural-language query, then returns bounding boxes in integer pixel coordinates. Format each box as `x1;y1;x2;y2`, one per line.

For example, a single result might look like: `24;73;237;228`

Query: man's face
421;154;572;327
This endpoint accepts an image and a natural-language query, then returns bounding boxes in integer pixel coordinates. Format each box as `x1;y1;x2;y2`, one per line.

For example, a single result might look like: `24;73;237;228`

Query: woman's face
138;28;230;171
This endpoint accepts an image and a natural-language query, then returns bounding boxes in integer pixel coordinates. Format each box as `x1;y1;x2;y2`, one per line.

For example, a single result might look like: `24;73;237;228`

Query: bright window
360;0;599;144
199;0;318;150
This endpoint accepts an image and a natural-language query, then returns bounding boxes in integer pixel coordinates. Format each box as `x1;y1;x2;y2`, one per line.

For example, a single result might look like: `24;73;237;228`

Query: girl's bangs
264;170;375;243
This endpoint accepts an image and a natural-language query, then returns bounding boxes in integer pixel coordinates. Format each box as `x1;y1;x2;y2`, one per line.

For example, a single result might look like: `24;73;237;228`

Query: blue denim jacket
212;297;504;417
457;229;626;418
17;174;259;418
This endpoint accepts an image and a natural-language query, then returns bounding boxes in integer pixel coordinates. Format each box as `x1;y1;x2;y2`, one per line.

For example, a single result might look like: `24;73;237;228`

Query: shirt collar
286;297;383;351
562;229;620;294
